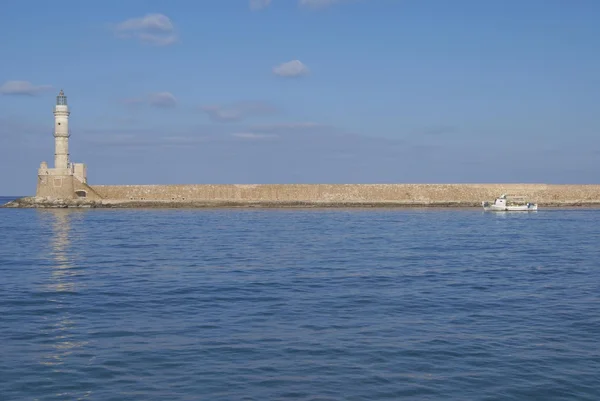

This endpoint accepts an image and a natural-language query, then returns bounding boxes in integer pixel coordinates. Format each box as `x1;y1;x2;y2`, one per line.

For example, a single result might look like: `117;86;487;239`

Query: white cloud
0;80;53;96
232;132;279;140
148;92;177;108
250;0;272;10
113;14;177;46
200;102;278;123
123;92;177;108
272;60;309;77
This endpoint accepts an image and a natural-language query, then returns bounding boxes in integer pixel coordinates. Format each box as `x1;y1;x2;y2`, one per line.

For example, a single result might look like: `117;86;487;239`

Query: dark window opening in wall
75;190;87;198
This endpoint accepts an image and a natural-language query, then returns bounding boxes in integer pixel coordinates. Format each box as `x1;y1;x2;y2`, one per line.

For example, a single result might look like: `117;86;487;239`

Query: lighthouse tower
53;90;70;170
36;90;92;200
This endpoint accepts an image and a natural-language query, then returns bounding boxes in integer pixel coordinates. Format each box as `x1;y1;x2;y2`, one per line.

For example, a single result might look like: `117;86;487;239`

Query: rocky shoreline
3;196;600;209
2;197;102;208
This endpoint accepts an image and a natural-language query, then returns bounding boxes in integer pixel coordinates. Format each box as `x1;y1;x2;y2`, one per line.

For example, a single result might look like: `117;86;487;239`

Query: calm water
1;196;20;204
1;204;599;400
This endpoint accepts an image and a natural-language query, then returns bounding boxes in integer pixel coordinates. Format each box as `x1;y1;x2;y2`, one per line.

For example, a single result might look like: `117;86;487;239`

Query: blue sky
1;0;599;194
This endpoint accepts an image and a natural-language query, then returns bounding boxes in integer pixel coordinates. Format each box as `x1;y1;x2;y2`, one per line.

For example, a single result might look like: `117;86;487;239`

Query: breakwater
4;184;600;208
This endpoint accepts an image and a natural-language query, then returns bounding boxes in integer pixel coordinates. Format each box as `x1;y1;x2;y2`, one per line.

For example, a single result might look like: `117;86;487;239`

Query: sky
1;0;599;195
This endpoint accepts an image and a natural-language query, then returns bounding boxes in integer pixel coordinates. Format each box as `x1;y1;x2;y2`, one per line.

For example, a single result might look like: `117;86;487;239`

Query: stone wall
89;184;600;206
36;174;75;199
36;170;100;201
73;179;103;201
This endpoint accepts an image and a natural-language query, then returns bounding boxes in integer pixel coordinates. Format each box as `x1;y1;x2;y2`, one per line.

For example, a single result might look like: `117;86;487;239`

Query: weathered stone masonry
24;91;600;208
36;90;92;200
88;183;600;207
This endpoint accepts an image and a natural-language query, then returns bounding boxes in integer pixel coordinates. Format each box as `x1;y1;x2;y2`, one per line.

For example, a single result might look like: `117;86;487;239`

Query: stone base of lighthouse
36;161;102;200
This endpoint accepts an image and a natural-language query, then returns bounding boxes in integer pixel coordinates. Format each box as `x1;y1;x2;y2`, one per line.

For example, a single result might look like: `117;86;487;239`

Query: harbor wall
89;184;600;206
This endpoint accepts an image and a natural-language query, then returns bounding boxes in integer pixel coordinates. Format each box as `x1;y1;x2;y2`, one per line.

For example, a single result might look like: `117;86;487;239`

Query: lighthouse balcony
53;129;72;137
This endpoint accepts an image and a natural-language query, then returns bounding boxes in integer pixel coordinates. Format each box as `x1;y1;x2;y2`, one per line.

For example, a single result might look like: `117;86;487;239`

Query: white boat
482;194;537;211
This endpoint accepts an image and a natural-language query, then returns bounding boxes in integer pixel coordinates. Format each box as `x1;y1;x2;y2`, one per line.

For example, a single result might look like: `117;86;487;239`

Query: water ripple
0;208;599;400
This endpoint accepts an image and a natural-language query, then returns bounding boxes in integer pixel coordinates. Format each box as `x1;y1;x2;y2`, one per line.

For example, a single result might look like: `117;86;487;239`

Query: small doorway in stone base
75;190;87;198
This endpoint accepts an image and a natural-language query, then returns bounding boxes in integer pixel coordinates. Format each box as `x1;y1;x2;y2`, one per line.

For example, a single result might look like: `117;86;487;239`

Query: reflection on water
2;209;600;400
41;209;87;292
49;210;75;291
38;210;90;376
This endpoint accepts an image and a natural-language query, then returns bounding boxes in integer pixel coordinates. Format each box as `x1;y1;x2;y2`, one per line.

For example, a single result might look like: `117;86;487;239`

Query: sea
1;195;599;400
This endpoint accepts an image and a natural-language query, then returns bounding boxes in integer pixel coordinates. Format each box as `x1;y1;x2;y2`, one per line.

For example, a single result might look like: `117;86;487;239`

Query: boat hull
482;203;537;212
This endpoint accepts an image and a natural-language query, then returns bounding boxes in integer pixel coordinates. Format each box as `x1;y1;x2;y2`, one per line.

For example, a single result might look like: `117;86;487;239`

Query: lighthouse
53;90;70;170
36;90;91;200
